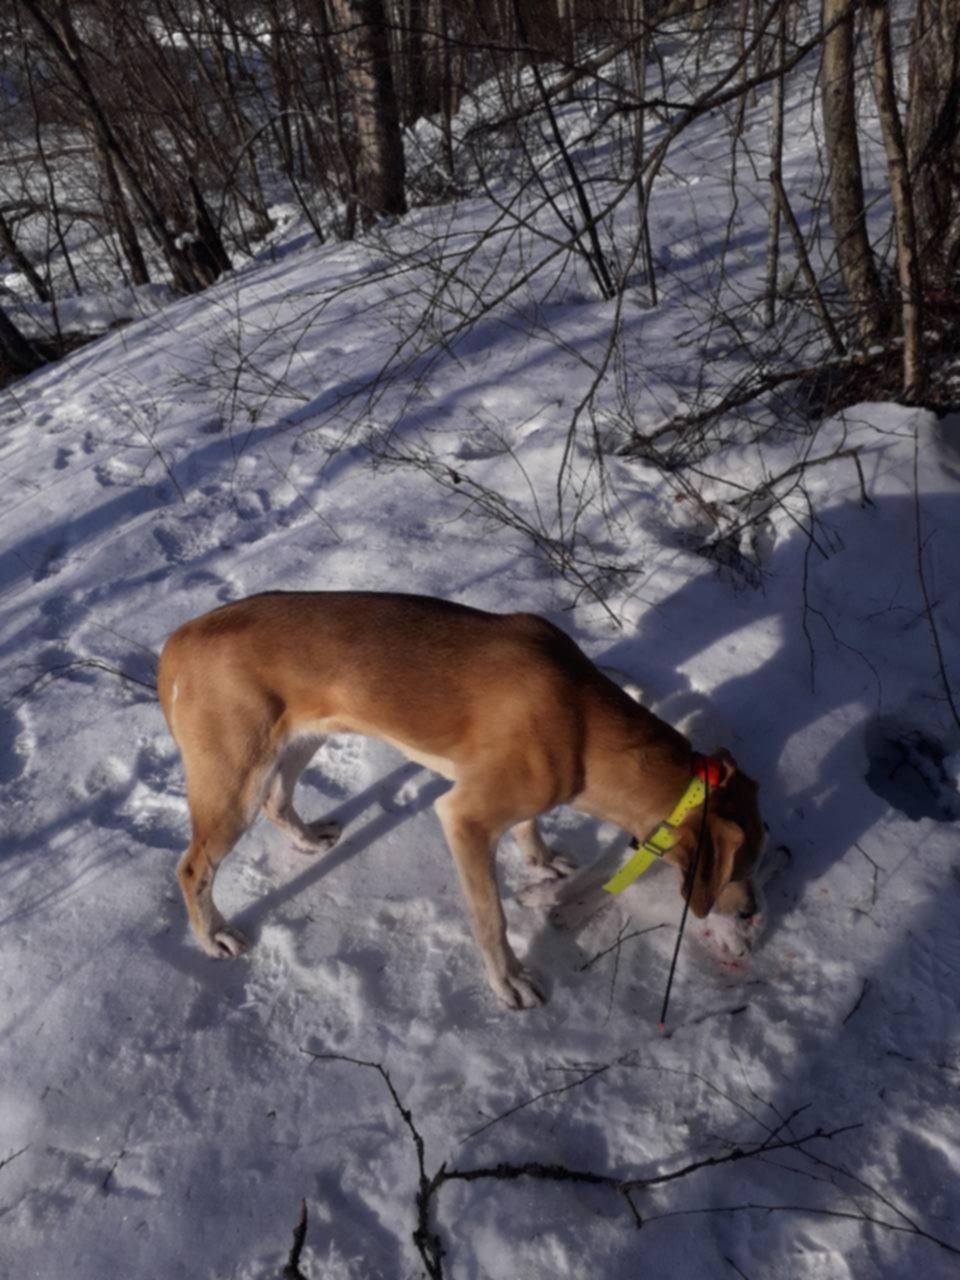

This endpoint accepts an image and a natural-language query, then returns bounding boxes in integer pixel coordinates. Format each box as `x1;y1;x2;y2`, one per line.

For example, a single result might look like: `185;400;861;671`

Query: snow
2;26;960;1280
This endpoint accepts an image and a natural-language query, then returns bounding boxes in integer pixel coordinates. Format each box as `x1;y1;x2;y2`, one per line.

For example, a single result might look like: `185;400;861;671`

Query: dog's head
666;750;764;920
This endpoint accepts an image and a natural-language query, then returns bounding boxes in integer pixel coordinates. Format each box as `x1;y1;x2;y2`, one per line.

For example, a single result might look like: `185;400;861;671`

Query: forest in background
0;1;956;390
0;1;958;599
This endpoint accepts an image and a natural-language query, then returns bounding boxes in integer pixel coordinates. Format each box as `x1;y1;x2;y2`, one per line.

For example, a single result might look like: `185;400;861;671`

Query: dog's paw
491;967;546;1010
515;880;560;908
207;923;249;958
515;855;578;905
535;853;578;881
296;819;343;853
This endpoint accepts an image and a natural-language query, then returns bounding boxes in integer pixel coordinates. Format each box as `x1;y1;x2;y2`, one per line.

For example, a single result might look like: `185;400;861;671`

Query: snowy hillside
2;22;960;1280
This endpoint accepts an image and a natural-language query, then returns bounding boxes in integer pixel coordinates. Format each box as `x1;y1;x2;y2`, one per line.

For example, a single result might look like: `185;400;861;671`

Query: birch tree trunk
821;0;886;344
866;0;924;396
906;0;960;292
329;0;407;227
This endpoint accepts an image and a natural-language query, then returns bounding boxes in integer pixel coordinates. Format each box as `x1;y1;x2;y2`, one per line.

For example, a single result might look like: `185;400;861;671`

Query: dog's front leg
436;792;545;1010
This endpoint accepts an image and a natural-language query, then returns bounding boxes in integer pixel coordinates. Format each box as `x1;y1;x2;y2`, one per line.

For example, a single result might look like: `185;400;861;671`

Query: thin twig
282;1199;310;1280
770;171;846;356
0;1147;28;1175
463;1065;610;1143
100;1149;125;1193
641;1202;960;1255
308;1052;960;1271
842;979;870;1026
577;922;668;972
11;657;158;704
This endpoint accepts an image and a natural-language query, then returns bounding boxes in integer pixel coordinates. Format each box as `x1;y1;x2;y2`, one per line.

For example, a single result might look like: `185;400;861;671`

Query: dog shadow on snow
595;486;956;900
515;478;960;1018
518;483;960;1271
149;759;451;996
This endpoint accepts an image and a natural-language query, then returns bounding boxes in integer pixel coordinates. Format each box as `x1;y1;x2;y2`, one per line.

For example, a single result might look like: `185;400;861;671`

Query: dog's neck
572;682;695;837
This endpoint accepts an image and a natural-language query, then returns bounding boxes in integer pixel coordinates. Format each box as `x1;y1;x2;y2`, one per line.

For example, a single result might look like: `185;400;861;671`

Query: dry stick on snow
100;1149;125;1193
854;841;881;910
306;1052;960;1279
0;1147;28;1175
618;362;864;454
842;978;870;1026
642;1199;960;1252
726;1255;755;1280
11;657;158;704
577;921;668;972
462;1064;611;1143
282;1200;310;1280
302;1052;445;1279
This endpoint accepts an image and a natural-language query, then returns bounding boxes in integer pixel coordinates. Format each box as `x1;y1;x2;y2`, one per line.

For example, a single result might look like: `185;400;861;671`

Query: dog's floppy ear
671;811;744;918
711;748;738;790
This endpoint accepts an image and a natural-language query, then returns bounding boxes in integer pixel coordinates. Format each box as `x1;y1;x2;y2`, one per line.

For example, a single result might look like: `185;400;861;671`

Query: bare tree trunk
312;1;359;237
764;0;786;328
771;173;847;355
821;0;886;344
511;0;616;297
329;0;407;227
95;139;150;287
0;303;44;375
18;0;207;293
187;175;231;288
405;0;428;123
439;1;457;178
866;0;924;396
0;209;49;302
906;0;960;292
630;0;657;303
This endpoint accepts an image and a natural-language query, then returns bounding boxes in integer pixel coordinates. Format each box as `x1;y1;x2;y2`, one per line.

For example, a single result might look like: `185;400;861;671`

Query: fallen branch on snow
302;1052;960;1279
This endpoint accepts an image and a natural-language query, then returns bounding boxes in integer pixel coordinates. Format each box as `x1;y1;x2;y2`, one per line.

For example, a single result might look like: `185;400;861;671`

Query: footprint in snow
94;458;144;488
234;489;271;519
32;540;68;582
181;568;243;602
153;518;225;564
38;591;88;639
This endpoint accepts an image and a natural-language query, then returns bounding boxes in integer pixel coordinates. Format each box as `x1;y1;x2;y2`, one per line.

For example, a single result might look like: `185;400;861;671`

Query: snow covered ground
2;26;960;1280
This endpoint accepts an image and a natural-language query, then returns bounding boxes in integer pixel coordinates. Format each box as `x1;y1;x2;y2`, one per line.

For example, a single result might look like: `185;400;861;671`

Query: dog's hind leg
262;736;342;852
172;706;275;958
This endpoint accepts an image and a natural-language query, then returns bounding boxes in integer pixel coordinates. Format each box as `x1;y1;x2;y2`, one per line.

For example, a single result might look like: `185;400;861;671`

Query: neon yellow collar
602;757;719;895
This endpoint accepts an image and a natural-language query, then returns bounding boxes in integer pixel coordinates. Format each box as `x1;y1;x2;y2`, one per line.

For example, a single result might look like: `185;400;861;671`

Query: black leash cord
658;772;710;1028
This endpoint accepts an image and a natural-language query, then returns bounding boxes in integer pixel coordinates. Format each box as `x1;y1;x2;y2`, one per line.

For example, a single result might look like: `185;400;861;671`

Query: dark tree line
0;0;957;401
